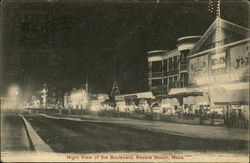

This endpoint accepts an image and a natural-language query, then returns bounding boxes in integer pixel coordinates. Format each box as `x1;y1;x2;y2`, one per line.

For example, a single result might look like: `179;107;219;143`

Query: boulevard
22;112;248;154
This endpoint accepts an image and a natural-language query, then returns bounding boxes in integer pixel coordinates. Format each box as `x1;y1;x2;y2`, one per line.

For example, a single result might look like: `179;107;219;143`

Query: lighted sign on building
189;55;208;84
229;44;249;78
211;52;226;70
192;43;249;85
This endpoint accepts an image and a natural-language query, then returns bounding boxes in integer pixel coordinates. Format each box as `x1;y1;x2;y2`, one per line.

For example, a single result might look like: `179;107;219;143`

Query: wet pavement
1;110;32;152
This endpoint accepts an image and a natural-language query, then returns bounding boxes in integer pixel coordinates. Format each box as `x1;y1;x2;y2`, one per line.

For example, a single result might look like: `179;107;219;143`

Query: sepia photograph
0;0;249;162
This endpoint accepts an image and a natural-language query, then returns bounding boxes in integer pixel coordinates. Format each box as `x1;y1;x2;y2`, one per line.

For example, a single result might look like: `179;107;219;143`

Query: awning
168;88;187;95
124;95;137;100
168;88;203;97
115;92;154;101
211;83;249;104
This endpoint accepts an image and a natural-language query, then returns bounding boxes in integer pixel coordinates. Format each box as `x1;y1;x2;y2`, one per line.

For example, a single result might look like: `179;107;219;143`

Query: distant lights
8;85;20;97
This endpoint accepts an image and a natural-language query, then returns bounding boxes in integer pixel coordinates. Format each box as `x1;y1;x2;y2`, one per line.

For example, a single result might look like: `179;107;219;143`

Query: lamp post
41;84;48;108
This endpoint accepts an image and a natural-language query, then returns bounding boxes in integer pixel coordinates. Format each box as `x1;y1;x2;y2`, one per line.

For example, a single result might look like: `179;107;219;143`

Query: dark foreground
24;114;248;154
1;111;32;152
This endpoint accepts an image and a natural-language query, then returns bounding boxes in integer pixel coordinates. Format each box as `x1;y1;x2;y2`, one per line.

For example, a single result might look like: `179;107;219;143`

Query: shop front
115;92;154;113
210;83;249;129
168;87;206;115
166;87;222;125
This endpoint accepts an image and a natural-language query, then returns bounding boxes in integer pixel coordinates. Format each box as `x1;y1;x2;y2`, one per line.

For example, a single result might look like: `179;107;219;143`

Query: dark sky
1;0;249;98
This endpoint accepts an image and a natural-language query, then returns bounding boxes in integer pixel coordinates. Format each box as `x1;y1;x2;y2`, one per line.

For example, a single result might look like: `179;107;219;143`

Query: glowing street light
41;84;48;107
8;85;20;97
4;85;21;109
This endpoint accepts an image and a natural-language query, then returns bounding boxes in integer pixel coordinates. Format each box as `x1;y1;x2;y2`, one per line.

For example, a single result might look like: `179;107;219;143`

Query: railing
148;72;162;78
180;63;187;71
163;69;179;76
150;85;163;91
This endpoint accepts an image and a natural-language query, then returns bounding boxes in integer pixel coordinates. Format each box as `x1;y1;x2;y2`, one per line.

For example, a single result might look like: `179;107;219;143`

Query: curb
19;114;53;153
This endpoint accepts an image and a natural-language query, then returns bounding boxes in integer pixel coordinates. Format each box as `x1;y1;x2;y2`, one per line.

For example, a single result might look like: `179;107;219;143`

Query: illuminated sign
115;95;124;101
124;95;137;100
211;52;226;69
189;55;208;84
197;73;242;85
230;44;249;73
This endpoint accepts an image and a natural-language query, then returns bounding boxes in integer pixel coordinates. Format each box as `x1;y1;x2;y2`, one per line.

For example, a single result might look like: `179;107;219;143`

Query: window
168;58;173;71
180;73;188;87
164;78;168;86
169;77;173;88
173;56;178;69
163;59;168;71
180;50;190;64
152;61;162;72
174;76;178;87
152;79;162;86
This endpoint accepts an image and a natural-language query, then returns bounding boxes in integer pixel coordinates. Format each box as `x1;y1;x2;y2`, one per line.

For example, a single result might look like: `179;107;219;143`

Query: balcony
148;72;162;78
180;63;187;71
163;69;179;76
150;85;162;91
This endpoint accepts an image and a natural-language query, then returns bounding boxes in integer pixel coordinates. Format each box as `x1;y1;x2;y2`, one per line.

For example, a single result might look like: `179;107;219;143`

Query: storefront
90;94;109;112
168;87;207;115
211;83;249;124
115;92;154;113
187;18;249;128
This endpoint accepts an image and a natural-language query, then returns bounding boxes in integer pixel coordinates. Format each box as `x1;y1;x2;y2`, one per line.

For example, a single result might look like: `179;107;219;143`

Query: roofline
189;18;219;55
189;18;250;56
221;19;250;31
188;38;250;59
177;36;202;41
147;49;178;58
167;48;178;54
115;91;154;97
147;50;168;54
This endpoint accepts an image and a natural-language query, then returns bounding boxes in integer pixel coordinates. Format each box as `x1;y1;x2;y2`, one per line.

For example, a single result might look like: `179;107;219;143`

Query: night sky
1;0;248;98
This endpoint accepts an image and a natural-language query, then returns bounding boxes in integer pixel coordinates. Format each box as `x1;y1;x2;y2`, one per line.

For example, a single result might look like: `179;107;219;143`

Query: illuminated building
63;93;71;108
89;94;109;111
115;92;154;112
69;89;88;109
187;18;249;124
147;36;201;98
29;96;41;108
147;18;249;127
147;37;201;114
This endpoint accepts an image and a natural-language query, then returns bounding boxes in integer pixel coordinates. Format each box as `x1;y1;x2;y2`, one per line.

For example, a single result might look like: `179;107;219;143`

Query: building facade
147;36;201;97
147;18;249;127
115;92;154;113
69;89;88;109
187;18;249;123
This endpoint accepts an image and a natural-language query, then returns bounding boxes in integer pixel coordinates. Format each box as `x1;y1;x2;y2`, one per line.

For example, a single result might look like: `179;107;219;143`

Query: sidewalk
20;114;53;152
40;113;249;141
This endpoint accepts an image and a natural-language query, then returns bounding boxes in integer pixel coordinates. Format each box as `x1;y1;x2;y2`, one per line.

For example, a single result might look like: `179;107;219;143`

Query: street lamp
7;85;21;108
41;84;48;108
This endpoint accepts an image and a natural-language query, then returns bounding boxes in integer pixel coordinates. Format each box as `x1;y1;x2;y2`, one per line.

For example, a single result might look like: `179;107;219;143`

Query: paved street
42;113;249;141
1;110;32;152
24;114;248;154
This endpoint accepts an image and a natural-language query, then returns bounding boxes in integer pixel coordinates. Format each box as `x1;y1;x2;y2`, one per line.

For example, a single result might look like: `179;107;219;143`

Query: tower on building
110;55;120;98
